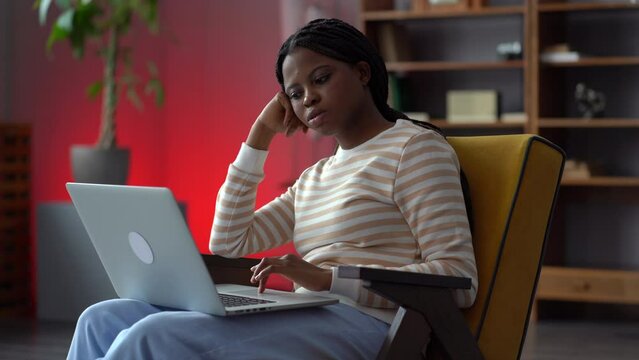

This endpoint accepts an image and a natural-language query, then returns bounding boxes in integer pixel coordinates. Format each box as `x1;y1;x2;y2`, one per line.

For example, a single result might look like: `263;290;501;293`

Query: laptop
66;182;338;316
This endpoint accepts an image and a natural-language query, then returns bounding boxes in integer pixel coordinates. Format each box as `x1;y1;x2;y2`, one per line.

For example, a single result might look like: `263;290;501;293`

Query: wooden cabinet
360;0;639;314
0;124;31;317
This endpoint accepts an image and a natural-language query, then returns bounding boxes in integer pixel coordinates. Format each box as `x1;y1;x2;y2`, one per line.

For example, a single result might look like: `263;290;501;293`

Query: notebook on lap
66;182;337;316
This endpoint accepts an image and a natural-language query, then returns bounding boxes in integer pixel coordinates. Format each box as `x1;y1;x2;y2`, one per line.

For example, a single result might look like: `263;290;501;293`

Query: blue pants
67;299;389;359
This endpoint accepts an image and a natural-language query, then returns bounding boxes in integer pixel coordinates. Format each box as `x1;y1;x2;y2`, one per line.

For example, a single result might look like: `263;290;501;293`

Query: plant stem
97;26;118;149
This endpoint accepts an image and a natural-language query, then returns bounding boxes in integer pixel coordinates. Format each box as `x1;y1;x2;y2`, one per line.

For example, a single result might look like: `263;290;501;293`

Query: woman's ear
354;61;371;86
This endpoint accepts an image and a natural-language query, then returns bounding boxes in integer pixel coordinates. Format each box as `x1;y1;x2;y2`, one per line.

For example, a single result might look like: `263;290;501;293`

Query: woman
68;18;477;360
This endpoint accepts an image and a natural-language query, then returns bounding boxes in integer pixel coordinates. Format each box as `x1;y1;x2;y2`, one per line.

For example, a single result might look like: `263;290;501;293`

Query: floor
0;319;638;359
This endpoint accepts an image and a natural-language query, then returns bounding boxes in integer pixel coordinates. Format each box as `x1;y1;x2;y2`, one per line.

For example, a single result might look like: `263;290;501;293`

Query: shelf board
537;266;639;304
386;60;524;72
538;2;639;13
430;120;524;129
539;118;639;128
561;176;639;187
541;56;639;67
362;6;525;21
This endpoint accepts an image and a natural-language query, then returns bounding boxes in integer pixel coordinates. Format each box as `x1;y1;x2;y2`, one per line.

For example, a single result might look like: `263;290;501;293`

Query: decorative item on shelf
540;43;581;63
496;41;522;61
35;0;164;185
562;159;606;180
575;83;606;119
562;159;591;180
446;90;498;124
500;112;527;124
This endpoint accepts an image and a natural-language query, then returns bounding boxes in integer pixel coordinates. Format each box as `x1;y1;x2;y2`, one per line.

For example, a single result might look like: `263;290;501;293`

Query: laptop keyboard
219;293;275;308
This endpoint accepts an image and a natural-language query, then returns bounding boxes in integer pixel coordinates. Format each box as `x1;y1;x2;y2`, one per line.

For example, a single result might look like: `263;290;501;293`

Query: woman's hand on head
250;254;332;294
258;92;307;137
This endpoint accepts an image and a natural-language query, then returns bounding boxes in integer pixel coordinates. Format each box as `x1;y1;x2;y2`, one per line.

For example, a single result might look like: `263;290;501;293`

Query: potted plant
35;0;164;184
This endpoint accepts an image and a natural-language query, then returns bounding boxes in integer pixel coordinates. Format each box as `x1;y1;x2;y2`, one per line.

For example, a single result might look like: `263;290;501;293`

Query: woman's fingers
258;276;268;293
255;265;274;282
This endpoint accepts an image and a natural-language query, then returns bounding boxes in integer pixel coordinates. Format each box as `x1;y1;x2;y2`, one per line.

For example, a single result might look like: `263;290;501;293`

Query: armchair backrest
447;135;565;359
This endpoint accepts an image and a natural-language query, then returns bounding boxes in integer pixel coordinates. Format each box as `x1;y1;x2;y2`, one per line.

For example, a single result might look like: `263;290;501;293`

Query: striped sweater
210;119;477;323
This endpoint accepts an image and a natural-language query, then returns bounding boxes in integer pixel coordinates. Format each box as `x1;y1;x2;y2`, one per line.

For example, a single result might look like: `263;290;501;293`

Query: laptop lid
66;182;227;315
66;183;338;316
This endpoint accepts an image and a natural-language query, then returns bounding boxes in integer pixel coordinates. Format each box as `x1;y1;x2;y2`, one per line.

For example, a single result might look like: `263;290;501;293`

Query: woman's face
282;47;370;137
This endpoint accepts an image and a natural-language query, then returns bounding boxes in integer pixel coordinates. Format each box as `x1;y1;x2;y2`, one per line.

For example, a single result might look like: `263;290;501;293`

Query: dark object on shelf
575;83;606;119
497;41;522;60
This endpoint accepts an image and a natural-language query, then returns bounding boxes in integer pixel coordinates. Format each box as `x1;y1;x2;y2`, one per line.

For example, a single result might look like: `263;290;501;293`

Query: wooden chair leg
377;306;431;360
365;281;483;360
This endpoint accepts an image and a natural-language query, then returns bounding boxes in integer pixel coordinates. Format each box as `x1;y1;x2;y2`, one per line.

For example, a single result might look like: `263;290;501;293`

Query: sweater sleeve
209;143;296;257
330;132;478;308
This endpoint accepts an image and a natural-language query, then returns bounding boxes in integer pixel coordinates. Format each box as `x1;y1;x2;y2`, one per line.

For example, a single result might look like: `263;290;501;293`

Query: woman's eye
289;92;301;100
315;74;330;84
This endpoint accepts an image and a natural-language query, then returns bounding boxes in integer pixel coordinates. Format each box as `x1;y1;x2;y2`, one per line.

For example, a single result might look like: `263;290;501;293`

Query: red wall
8;1;343;302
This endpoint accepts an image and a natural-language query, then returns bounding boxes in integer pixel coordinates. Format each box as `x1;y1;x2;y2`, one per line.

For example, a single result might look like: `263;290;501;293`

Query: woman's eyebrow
285;64;333;93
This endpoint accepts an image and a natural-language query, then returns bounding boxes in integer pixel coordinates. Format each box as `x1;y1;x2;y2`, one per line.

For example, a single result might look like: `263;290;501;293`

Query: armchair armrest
338;266;482;360
337;266;471;290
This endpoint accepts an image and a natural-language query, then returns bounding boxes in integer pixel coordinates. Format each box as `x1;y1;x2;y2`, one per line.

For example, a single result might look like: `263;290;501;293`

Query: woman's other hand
258;92;307;136
247;92;307;150
250;254;332;294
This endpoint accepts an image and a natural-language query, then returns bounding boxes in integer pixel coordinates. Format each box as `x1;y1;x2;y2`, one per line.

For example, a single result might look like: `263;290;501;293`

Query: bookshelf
361;0;639;317
361;0;530;134
531;1;639;312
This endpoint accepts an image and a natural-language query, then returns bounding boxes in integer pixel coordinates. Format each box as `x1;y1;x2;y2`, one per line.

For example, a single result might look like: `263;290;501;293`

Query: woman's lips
308;112;326;128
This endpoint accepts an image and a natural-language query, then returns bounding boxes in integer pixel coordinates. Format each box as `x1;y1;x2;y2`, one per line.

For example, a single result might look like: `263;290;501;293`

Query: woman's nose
303;91;319;107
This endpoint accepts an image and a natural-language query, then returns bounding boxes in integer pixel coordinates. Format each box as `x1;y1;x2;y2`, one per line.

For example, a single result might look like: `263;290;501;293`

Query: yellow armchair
339;134;565;359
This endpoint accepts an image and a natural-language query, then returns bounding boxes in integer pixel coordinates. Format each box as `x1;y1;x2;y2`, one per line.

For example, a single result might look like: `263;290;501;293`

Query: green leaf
55;0;71;8
127;86;144;111
56;8;74;32
144;78;164;106
38;0;53;25
67;1;102;58
46;24;69;51
133;0;159;33
86;80;103;99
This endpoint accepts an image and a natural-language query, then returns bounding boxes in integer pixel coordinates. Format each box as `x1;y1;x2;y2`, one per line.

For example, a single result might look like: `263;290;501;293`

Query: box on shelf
404;112;430;122
446;90;498;123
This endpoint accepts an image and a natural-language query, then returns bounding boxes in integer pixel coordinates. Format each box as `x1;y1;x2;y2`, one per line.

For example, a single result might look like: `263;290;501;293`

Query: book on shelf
377;23;412;62
388;73;407;111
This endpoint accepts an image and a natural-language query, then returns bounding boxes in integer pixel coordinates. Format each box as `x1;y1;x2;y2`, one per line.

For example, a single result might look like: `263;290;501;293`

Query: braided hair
275;18;442;136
